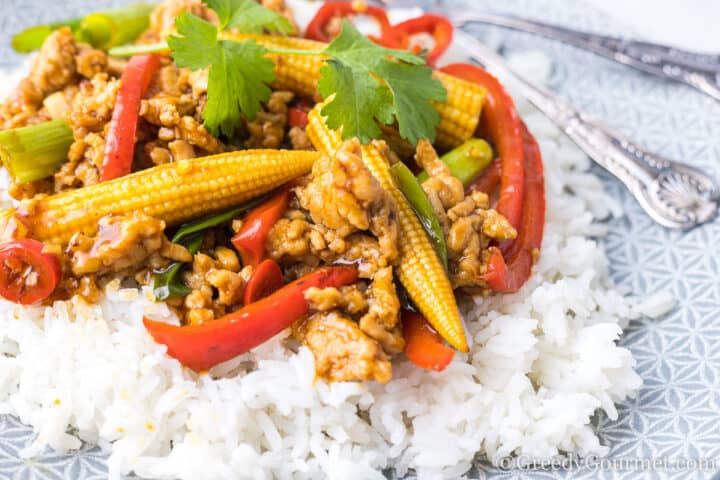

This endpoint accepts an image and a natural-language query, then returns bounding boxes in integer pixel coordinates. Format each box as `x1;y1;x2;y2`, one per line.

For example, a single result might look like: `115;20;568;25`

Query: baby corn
2;150;320;245
307;103;469;352
222;32;486;150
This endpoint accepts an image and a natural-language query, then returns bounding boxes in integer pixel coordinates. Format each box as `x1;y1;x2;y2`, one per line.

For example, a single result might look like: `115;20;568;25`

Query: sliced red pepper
287;107;309;128
101;53;161;181
402;310;455;372
231;188;291;268
0;239;61;305
481;122;545;293
305;1;391;43
243;259;284;305
381;14;453;67
144;266;359;371
468;157;502;196
439;63;525;229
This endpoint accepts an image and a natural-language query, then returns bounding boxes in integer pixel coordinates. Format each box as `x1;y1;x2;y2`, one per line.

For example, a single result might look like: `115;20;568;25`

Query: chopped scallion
0;119;73;184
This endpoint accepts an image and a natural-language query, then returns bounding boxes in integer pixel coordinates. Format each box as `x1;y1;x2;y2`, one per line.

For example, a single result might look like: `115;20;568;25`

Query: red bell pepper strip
243;259;284;304
287;107;309;128
481;122;545;293
402;311;455;372
467;157;502;196
381;14;453;67
231;188;291;268
144;266;359;372
101;53;160;181
0;239;61;305
305;1;391;43
439;63;525;229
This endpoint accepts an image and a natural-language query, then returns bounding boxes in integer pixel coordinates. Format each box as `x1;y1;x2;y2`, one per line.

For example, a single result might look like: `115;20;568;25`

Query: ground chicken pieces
267;212;389;279
297;140;399;266
68;213;169;276
293;312;392;384
54;74;120;191
358;267;404;354
305;285;369;314
145;0;217;40
415;139;465;232
415;140;517;289
245;91;293;149
182;248;252;325
27;28;78;99
139;65;224;160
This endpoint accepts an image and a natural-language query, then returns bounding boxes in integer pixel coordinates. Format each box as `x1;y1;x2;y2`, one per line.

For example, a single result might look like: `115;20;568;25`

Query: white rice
0;15;674;480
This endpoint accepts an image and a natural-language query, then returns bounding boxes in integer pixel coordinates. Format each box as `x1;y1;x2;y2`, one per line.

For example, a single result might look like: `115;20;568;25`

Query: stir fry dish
0;0;546;383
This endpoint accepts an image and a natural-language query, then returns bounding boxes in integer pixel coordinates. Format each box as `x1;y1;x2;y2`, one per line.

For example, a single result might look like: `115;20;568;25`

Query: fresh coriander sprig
112;1;448;144
168;0;293;137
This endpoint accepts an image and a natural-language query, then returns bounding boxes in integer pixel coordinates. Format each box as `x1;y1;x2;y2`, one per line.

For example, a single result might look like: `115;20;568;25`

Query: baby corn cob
307;103;468;352
222;33;486;150
2;150;320;245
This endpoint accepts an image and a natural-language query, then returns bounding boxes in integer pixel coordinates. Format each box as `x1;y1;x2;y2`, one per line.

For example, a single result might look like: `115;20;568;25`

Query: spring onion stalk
417;138;494;187
390;162;448;269
109;41;170;57
12;3;155;53
0;119;73;184
12;19;82;53
80;3;155;50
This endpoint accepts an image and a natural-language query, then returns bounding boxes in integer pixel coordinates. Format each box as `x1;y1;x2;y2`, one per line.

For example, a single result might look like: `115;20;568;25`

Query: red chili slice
243;259;284;305
402;310;455;372
481;121;546;293
305;1;391;43
144;266;359;372
381;14;453;67
231;188;291;268
101;53;161;181
0;239;61;305
287;107;309;128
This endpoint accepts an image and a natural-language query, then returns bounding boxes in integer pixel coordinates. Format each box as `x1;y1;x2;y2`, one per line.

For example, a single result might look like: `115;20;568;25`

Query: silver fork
371;0;720;101
450;12;720;102
452;31;718;229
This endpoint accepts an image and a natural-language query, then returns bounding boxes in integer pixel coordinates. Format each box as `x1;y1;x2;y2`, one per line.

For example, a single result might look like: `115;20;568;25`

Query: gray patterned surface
1;0;719;479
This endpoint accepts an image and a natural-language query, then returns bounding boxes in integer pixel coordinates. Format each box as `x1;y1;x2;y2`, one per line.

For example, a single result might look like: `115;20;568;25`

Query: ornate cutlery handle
453;13;720;101
453;33;719;229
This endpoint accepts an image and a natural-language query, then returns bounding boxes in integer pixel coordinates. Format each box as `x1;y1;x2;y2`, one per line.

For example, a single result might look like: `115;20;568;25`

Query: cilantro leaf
168;12;218;70
375;61;447;145
318;21;446;144
204;0;294;34
206;40;275;135
169;12;275;137
318;61;394;142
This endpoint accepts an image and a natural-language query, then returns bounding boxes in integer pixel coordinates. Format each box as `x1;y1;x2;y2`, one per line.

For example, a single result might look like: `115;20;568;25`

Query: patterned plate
0;1;719;479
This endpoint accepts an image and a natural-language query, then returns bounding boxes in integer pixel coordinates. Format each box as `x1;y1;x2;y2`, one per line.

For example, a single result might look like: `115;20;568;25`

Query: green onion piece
108;41;170;57
152;191;275;301
390;162;448;269
171;192;272;243
12;3;154;53
12;19;81;53
417;138;494;187
0;119;73;184
152;232;204;301
79;3;156;50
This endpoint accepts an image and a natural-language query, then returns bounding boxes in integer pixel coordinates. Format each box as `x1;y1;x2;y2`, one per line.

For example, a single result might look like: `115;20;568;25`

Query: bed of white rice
0;13;675;480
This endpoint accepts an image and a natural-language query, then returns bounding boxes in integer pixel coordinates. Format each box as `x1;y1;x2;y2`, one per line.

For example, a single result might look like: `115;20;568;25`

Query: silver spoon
452;31;718;229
